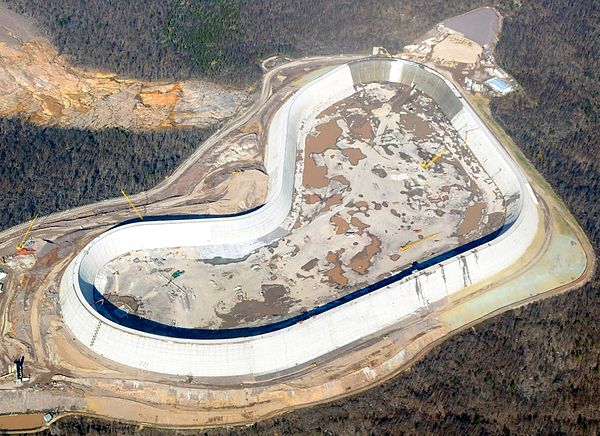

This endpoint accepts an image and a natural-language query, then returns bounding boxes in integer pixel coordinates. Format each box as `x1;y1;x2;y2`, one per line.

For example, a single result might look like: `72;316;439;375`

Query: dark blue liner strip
92;224;506;339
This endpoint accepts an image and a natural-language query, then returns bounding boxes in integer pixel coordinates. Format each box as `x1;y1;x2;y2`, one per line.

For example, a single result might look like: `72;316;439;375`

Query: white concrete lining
59;57;539;377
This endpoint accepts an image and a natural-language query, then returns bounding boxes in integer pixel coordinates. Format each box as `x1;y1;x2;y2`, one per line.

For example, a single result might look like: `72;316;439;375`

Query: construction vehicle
16;214;38;252
421;148;447;169
400;233;440;252
14;356;29;383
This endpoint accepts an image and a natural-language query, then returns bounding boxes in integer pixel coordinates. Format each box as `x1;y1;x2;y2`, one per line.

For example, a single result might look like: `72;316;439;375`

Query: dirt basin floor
96;82;505;329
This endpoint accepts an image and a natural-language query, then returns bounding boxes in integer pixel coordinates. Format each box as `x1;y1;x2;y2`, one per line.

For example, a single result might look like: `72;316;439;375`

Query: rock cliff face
0;7;250;130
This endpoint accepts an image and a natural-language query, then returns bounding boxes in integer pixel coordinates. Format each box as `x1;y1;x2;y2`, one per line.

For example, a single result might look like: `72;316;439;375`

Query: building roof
485;77;512;93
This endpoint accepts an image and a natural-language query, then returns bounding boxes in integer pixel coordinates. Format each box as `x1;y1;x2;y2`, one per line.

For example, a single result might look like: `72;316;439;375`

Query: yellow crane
16;213;38;250
400;232;439;252
120;190;144;220
421;148;447;169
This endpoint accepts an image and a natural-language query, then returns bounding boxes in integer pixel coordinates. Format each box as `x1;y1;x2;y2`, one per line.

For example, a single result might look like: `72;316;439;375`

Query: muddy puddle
342;147;367;165
456;201;486;240
325;251;348;286
0;414;45;431
349;234;382;274
321;193;344;213
216;284;299;328
330;214;351;234
303;119;342;189
402;112;434;138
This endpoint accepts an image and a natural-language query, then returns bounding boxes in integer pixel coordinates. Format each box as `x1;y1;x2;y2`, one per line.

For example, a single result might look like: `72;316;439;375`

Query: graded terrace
60;57;539;377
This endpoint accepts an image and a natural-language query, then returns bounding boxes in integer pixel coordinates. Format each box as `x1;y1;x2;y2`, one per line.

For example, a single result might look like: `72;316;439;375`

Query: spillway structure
60;57;539;377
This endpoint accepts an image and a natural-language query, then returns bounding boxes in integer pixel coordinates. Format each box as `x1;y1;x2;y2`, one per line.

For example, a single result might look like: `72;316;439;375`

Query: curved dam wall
60;57;539;377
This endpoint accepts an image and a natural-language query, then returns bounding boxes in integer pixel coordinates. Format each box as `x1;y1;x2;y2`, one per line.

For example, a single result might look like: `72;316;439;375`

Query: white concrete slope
59;57;539;377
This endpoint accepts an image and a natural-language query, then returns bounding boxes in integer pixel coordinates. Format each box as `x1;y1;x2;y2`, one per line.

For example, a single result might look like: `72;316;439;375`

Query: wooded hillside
4;0;486;84
0;119;212;229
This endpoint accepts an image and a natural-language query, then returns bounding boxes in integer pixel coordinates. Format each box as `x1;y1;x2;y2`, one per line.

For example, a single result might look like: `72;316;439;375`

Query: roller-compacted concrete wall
60;57;539;377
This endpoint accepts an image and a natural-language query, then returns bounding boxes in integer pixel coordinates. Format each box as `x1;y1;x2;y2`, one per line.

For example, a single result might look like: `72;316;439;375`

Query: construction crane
16;214;38;252
121;190;144;220
421;148;447;169
400;232;439;252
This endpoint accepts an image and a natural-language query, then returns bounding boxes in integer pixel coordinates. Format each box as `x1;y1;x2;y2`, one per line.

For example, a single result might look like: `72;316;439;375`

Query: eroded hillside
0;3;250;130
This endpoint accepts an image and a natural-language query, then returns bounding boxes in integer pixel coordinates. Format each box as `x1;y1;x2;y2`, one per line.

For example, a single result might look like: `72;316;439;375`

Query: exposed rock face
0;13;250;130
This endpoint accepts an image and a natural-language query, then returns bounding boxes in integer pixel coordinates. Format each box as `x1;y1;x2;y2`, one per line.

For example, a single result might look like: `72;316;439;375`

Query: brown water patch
350;217;369;234
325;264;348;286
321;193;343;213
324;250;348;286
325;251;338;263
306;119;342;154
331;174;350;186
0;414;44;431
390;254;401;261
216;284;298;328
389;86;413;112
304;193;321;204
357;120;374;140
342;147;367;165
348;116;374;140
317;105;338;118
486;211;506;232
303;155;329;189
349;234;382;274
330;214;351;234
303;119;342;189
402;113;434;138
301;258;319;272
456;201;486;241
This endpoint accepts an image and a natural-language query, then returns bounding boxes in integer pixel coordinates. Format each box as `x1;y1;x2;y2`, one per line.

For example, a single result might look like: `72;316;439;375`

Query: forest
0;0;598;433
0;119;213;229
4;0;489;85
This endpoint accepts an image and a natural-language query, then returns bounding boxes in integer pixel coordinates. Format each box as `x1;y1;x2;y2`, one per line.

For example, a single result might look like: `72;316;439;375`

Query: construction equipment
16;214;38;250
120;190;144;220
421;148;447;169
400;233;439;252
16;247;36;256
14;356;29;383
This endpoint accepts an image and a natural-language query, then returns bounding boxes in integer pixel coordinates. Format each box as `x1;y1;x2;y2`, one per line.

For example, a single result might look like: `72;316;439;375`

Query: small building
485;77;513;95
465;78;485;93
